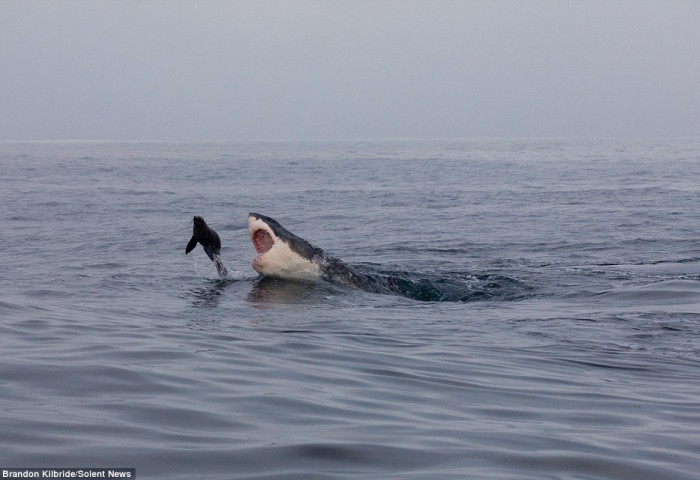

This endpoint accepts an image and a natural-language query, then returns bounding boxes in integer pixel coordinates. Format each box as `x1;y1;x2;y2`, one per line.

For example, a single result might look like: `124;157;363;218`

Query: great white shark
248;212;368;289
245;212;522;302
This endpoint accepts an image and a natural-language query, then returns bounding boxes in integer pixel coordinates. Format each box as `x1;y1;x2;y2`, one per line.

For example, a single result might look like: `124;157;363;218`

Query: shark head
248;213;323;281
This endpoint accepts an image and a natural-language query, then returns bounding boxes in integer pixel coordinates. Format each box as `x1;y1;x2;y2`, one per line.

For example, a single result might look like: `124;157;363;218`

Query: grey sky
1;0;698;141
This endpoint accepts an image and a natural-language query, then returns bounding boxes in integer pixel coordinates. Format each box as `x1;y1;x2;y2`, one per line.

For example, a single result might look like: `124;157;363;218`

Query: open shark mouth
252;228;275;259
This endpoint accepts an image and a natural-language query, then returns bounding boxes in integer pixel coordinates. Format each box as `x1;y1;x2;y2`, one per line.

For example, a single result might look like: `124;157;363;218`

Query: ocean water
1;139;699;479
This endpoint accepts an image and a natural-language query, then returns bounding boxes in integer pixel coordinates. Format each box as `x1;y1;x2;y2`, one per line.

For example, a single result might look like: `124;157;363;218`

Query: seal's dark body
186;216;227;278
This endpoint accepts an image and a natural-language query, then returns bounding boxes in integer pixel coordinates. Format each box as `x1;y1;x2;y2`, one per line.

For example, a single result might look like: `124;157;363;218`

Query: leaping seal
186;216;228;278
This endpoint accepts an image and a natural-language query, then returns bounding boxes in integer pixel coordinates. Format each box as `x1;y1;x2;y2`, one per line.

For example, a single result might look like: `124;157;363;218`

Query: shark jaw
248;213;321;281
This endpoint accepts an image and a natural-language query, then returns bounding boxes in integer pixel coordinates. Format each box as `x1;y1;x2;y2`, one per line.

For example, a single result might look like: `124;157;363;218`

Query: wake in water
348;264;533;303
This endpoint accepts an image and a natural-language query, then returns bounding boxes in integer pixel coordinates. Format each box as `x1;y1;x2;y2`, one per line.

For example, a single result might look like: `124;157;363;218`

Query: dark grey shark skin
249;212;370;289
186;216;228;278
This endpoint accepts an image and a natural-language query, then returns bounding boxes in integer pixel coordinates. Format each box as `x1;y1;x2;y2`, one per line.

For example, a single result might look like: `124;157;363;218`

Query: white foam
191;252;246;281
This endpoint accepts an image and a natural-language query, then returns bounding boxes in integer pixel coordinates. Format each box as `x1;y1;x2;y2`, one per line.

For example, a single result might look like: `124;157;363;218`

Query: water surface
1;139;699;479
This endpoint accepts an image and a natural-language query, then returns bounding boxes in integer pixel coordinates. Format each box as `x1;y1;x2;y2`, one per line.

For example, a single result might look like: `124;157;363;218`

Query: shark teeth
253;228;274;256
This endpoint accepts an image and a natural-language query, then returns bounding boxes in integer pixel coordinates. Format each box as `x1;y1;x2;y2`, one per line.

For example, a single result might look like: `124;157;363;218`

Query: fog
1;0;698;141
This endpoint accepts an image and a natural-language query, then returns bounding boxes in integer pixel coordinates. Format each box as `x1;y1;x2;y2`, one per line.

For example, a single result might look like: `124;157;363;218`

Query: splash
192;252;235;280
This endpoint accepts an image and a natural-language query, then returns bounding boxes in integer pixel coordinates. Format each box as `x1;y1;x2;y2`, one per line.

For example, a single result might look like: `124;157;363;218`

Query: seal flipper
213;254;229;278
202;243;216;262
186;236;198;255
